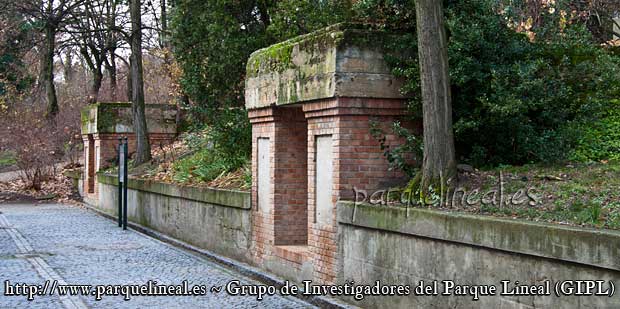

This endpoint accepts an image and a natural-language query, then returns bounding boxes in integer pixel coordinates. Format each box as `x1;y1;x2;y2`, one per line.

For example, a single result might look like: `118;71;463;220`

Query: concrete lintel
81;102;177;135
245;23;410;109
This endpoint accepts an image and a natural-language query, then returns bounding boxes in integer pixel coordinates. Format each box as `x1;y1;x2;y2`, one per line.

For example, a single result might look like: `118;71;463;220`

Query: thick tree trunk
130;0;151;165
415;0;456;193
43;26;58;118
160;0;167;48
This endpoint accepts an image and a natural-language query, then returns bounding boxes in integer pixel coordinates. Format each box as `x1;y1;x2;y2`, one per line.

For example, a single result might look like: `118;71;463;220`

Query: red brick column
249;108;277;264
303;97;411;283
82;135;95;195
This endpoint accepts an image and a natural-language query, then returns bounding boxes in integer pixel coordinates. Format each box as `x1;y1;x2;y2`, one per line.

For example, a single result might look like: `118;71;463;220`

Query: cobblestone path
0;203;313;309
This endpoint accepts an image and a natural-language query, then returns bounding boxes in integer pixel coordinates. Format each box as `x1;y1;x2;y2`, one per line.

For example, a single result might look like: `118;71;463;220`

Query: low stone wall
96;173;252;263
337;201;620;308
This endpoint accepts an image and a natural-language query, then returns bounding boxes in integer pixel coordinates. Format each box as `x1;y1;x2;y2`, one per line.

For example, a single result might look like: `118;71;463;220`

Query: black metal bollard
123;137;128;230
118;137;123;227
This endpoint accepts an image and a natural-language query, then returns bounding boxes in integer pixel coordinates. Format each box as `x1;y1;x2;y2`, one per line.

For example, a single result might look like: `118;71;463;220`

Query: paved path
0;203;313;309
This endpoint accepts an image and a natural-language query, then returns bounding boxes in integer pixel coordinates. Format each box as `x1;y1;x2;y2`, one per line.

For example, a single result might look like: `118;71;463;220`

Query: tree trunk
415;0;456;193
160;0;167;48
109;52;117;100
126;59;132;102
43;25;58;118
63;52;73;84
90;68;103;103
130;0;151;165
107;0;118;100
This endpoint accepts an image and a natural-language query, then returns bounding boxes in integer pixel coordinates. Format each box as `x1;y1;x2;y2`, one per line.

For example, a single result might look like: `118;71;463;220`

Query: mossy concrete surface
97;173;250;209
81;102;177;135
337;201;620;308
338;201;620;271
96;174;252;263
245;23;409;109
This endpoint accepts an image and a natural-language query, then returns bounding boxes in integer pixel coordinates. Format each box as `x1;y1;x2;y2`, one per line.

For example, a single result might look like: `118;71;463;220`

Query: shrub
570;100;620;162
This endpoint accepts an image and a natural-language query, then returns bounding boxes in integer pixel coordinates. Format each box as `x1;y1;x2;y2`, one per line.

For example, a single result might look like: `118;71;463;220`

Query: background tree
4;0;86;119
130;0;151;165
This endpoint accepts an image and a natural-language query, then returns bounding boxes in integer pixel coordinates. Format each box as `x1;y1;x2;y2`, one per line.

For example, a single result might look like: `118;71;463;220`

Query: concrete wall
83;170;620;308
337;201;620;308
95;173;252;263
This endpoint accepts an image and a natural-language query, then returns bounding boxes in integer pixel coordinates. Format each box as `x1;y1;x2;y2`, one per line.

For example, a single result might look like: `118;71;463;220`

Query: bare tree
5;0;86;119
61;0;130;103
130;0;151;165
415;0;456;196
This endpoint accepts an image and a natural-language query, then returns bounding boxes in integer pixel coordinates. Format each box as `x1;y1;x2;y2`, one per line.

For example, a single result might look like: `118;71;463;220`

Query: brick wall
248;97;412;284
273;107;308;245
250;110;276;264
83;135;95;194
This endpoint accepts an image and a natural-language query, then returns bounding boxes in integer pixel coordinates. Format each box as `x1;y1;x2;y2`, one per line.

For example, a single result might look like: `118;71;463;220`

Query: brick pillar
304;97;411;283
82;135;95;194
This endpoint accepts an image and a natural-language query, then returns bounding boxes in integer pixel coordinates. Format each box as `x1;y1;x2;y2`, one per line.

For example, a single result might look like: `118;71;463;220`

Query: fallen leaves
0;171;78;204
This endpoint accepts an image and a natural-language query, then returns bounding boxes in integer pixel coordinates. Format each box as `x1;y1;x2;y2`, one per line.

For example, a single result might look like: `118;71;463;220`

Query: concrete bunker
245;23;413;283
80;102;177;197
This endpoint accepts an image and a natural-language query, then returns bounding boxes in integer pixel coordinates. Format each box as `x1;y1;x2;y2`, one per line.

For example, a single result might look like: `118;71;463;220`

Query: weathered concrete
315;135;334;228
95;173;252;263
257;137;271;214
63;168;84;197
81;102;177;135
245;23;408;109
337;201;620;308
338;202;620;270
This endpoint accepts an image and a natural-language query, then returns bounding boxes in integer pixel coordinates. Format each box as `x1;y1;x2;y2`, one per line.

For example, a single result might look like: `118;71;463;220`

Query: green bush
570;100;620;162
171;0;349;164
172;133;249;184
0;151;16;168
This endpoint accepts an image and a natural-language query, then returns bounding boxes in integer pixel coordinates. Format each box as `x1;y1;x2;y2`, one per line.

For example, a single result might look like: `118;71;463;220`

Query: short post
117;137;123;227
122;137;128;230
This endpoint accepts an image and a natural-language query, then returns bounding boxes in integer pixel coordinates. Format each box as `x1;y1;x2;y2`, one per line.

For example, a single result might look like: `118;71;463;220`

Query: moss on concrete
338;201;620;271
97;172;250;209
63;169;82;179
81;102;177;135
245;23;410;109
246;23;392;78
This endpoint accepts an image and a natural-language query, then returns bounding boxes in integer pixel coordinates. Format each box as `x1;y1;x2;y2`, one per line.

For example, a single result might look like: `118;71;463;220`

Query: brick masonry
82;133;175;196
248;97;413;284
